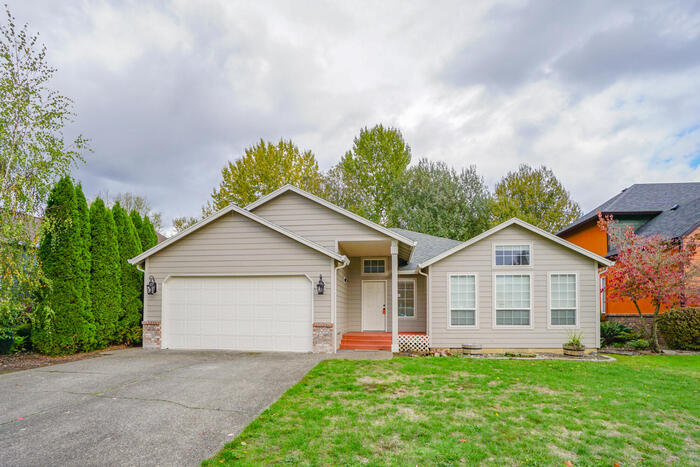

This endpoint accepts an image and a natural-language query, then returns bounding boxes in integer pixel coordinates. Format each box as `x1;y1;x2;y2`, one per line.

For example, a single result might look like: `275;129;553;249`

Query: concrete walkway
0;348;331;466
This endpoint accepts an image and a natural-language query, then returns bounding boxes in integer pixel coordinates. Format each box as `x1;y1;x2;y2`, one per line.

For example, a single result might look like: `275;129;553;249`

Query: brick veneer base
142;321;161;349
313;322;334;353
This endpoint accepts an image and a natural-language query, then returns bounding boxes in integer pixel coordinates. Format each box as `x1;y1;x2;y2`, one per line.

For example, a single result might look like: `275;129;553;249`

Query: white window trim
492;272;534;329
361;257;388;276
492;241;534;269
448;272;479;329
600;276;606;315
547;272;580;329
397;278;416;319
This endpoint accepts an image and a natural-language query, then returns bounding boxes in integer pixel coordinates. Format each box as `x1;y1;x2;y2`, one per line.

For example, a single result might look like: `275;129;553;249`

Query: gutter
332;256;350;353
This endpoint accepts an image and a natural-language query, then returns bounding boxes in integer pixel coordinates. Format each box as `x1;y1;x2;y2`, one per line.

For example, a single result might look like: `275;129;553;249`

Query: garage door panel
163;276;312;352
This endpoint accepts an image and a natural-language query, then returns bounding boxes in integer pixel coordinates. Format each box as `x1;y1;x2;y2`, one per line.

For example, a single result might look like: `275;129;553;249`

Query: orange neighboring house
557;182;700;322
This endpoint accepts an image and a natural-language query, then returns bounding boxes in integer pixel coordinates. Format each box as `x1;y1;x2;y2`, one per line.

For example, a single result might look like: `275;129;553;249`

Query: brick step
339;343;392;350
340;336;392;341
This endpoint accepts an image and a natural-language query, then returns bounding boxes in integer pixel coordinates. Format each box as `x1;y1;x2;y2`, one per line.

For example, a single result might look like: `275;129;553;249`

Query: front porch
334;238;428;352
339;332;430;351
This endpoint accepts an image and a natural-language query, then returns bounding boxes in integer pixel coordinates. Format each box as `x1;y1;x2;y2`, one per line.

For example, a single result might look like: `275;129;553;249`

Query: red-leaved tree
598;213;699;352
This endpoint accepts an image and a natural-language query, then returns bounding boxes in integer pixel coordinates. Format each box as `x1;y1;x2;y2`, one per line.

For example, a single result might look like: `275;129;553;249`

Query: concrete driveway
0;348;325;466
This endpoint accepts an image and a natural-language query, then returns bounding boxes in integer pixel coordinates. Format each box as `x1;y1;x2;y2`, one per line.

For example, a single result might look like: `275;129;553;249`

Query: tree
33;177;94;354
205;139;323;214
390;159;491;241
99;192;162;230
129;210;143;236
88;198;121;346
74;184;91;320
0;7;87;305
598;213;699;352
326;125;411;224
112;203;143;344
140;216;159;251
491;164;581;232
172;216;198;233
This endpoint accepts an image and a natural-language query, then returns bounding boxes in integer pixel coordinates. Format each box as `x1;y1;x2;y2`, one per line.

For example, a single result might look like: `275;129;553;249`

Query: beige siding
143;211;332;323
341;257;427;333
429;224;599;349
251;191;390;250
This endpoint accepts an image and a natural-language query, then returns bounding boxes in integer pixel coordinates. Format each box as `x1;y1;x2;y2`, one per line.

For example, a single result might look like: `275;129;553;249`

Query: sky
9;0;700;232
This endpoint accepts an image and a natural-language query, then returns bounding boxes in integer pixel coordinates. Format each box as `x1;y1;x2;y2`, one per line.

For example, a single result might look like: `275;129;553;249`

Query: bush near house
34;177;95;355
89;198;123;347
600;321;632;347
657;307;700;350
113;203;143;344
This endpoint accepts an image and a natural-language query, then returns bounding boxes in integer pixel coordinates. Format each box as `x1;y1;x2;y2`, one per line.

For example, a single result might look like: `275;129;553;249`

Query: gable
420;218;612;268
146;210;332;267
251;191;413;258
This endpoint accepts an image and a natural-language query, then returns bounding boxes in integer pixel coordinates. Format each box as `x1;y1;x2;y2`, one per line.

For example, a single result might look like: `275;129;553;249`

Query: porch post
391;240;399;352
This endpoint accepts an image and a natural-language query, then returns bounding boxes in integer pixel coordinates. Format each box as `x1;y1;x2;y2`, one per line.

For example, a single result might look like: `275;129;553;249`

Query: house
129;185;611;354
557;182;700;325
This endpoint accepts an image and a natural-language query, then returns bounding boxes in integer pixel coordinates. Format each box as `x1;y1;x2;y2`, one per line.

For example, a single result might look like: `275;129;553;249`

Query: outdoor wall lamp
316;274;325;295
146;275;157;295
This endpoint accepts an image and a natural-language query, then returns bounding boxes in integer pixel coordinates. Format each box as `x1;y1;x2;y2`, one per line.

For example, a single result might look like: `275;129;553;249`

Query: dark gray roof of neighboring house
557;182;700;238
389;228;462;271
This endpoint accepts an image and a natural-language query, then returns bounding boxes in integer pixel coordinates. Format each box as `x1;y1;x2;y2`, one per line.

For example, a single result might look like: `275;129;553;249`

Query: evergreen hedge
89;198;122;346
113;203;143;344
140;215;159;251
34;177;95;354
74;184;94;346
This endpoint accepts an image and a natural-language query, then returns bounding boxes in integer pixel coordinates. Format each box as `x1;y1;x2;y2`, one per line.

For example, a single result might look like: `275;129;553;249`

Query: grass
204;355;700;466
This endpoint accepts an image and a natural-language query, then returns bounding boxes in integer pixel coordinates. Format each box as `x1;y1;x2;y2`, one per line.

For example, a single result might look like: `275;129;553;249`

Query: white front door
362;281;386;331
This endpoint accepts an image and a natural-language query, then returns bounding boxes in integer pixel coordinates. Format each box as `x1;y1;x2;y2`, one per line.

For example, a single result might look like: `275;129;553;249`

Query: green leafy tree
89;198;121;346
172;216;198;233
0;7;88;305
204;139;323;214
33;177;94;354
112;203;143;344
140;216;159;251
391;159;491;241
491;164;582;232
326;125;411;224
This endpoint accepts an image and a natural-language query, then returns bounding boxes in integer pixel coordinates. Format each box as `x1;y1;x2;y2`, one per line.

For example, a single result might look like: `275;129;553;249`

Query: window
550;273;577;326
363;258;385;274
600;276;606;314
495;244;530;266
398;279;415;318
495;274;531;326
449;274;477;327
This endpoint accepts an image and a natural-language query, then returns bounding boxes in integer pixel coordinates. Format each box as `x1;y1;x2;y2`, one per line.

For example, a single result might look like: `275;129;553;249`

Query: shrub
627;339;650;351
89;198;122;347
36;177;95;354
565;331;584;349
113;203;143;344
600;321;633;347
0;302;25;354
657;307;700;350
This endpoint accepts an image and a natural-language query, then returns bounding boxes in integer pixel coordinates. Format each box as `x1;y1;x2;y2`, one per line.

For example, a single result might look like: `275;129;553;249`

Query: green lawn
204;355;700;466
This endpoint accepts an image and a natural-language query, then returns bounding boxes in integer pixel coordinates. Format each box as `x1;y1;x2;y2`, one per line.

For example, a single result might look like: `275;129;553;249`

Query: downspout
333;256;350;353
418;266;430;343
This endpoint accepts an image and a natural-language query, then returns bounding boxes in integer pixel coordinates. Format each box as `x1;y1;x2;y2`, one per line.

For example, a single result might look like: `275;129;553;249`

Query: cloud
6;0;700;231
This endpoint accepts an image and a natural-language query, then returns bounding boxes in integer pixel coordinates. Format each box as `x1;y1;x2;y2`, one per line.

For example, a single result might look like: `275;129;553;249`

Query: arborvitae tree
34;177;94;354
74;184;93;339
113;203;143;343
129;210;143;247
89;198;122;347
140;215;159;251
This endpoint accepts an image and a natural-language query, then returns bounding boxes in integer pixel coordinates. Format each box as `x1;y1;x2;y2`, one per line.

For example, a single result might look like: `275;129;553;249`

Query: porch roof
389;228;462;272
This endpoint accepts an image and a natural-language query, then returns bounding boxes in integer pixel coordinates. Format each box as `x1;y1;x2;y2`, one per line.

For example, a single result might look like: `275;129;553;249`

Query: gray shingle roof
389;228;462;271
557;182;700;238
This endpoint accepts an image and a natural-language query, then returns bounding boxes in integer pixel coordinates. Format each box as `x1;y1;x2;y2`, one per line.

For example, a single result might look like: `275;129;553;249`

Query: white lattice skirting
398;333;430;352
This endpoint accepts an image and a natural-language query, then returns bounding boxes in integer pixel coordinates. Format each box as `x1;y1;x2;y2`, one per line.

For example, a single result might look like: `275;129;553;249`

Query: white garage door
163;276;312;352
